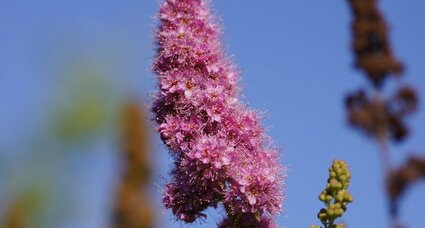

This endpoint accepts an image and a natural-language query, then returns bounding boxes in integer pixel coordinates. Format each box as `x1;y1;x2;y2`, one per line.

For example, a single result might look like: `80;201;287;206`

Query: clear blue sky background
1;0;425;227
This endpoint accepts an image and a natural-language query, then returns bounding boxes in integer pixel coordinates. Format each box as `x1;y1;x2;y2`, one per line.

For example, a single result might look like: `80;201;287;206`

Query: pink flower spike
152;0;286;225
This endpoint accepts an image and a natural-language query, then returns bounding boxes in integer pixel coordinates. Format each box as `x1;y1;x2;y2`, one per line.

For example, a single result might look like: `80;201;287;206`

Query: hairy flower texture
153;0;285;224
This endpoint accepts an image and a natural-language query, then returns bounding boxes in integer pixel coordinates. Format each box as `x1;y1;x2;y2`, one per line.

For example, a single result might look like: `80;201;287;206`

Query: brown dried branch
345;87;417;142
345;1;422;227
112;101;154;228
387;156;425;218
346;0;418;143
347;0;404;87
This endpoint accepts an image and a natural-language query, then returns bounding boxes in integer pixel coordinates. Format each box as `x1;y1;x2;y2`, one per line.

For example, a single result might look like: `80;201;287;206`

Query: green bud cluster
310;160;353;228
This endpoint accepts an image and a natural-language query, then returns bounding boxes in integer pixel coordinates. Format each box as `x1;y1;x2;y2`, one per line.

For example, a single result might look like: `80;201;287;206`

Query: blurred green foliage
1;61;126;227
52;65;122;144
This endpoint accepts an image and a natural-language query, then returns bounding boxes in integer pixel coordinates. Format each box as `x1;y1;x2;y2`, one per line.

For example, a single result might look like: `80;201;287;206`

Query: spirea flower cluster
152;0;285;225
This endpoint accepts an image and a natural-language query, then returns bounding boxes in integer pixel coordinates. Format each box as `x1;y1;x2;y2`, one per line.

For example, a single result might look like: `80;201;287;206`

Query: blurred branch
112;101;154;228
347;0;403;88
345;0;422;227
387;156;425;219
3;189;45;228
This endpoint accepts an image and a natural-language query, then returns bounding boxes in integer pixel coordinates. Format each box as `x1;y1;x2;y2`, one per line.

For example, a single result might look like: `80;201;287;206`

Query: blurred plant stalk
345;0;424;227
3;193;41;228
112;101;154;228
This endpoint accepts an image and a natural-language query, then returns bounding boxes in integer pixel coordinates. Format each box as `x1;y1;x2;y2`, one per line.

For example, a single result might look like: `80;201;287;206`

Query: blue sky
1;0;425;227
